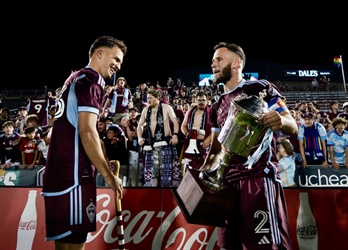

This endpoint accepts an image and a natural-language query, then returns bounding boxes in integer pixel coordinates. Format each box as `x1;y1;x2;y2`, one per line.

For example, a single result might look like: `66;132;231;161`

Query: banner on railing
0;187;347;250
295;166;348;187
1;166;348;188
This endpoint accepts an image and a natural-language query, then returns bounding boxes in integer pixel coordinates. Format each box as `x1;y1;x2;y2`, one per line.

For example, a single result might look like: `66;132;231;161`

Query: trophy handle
199;148;232;192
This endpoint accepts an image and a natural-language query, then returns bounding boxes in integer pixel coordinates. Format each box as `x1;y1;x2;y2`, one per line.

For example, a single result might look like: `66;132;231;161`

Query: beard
198;105;206;111
213;63;232;85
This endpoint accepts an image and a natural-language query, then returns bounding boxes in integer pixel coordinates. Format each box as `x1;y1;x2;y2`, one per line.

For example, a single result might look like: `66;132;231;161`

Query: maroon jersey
42;67;105;194
327;110;341;121
0;132;21;163
211;79;293;249
210;79;288;182
27;96;54;127
107;87;132;114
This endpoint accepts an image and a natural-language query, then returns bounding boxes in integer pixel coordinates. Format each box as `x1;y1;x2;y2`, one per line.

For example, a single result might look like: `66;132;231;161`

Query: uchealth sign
2;166;348;188
296;166;348;187
0;187;348;249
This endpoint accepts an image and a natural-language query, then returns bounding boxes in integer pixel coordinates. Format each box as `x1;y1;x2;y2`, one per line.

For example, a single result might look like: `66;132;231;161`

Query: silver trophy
199;90;269;191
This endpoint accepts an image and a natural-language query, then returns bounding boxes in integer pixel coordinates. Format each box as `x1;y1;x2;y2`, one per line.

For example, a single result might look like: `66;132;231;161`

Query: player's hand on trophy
199;152;223;171
259;110;283;131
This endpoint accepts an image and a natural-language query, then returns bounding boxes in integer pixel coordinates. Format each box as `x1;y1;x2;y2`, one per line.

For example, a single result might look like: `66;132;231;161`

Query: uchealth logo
297;168;348;186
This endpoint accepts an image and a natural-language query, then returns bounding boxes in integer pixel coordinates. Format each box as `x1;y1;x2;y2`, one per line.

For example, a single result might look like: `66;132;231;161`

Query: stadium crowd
1;76;348;188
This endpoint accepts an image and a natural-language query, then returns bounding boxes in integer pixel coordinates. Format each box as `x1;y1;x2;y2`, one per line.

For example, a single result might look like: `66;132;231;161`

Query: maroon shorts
57;232;87;244
218;177;293;250
44;184;97;242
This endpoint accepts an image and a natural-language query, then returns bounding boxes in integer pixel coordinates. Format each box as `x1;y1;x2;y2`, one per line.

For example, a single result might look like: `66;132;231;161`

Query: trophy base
172;168;235;227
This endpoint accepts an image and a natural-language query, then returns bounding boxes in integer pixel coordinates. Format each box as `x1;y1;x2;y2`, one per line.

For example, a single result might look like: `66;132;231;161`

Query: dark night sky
2;2;346;90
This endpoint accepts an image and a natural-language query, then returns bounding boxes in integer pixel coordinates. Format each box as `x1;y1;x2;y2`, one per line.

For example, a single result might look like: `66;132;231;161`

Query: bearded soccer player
200;42;297;249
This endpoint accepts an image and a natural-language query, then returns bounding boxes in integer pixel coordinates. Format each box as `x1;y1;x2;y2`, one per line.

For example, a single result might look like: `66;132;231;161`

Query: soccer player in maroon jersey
199;42;298;250
41;36;126;250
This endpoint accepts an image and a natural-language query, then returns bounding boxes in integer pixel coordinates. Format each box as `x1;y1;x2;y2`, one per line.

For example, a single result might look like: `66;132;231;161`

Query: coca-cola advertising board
0;187;347;250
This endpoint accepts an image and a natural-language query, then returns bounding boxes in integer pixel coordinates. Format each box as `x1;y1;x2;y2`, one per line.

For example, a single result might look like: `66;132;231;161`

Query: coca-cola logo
297;225;317;238
86;194;219;249
18;220;37;230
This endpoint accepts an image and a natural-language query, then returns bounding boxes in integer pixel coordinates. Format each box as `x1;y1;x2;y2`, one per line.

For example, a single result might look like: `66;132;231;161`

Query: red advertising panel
0;187;347;250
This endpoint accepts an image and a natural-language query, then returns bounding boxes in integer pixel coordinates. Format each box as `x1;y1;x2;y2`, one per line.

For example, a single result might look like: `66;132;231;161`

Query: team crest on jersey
54;98;65;120
86;202;96;223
